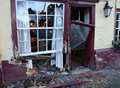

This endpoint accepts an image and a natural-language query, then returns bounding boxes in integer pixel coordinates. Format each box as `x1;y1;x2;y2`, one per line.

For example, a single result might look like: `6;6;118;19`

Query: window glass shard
70;23;90;49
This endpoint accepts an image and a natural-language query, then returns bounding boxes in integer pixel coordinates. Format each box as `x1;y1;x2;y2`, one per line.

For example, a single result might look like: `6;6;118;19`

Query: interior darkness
71;7;85;22
71;7;88;66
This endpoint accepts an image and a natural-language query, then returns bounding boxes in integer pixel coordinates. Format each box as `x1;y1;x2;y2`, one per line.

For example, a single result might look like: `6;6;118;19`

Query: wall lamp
104;1;112;17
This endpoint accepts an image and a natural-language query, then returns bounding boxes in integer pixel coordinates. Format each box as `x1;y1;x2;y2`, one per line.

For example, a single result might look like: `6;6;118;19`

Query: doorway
69;6;95;67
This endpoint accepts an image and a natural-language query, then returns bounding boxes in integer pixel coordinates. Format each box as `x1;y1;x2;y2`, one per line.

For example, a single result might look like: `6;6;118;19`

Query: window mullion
36;2;39;52
117;29;119;41
46;4;48;51
37;29;39;51
46;29;48;51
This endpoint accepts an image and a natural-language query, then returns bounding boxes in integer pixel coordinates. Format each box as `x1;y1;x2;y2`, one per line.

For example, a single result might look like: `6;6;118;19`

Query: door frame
64;1;96;68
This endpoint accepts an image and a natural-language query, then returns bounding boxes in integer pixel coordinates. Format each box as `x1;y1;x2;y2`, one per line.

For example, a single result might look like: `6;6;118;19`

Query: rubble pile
3;52;120;88
3;67;120;88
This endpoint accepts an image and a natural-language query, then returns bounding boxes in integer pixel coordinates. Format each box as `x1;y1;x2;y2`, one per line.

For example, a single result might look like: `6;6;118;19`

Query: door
68;3;95;68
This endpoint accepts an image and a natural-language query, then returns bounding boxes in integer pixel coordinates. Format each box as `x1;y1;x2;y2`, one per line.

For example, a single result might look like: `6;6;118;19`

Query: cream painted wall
95;0;116;49
0;0;119;61
0;0;13;61
117;0;120;8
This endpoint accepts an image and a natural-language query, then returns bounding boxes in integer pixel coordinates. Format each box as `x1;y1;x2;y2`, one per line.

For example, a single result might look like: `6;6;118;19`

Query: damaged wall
0;0;13;61
0;0;120;62
95;0;116;49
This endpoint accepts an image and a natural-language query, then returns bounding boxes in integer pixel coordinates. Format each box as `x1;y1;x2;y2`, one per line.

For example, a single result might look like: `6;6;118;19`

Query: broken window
70;7;90;49
16;0;64;68
70;23;90;49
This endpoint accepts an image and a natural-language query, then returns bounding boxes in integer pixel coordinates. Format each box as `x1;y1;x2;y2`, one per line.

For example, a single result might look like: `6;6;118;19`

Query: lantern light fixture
104;1;112;17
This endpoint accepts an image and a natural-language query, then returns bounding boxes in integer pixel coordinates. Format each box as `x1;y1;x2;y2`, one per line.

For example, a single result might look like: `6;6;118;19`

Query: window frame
114;9;120;41
11;0;65;56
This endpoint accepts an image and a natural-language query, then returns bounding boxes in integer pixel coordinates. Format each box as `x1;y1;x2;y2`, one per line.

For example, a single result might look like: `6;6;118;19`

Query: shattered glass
70;23;90;49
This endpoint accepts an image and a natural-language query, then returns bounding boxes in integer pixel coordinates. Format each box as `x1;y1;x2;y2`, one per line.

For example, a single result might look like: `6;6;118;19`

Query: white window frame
16;0;65;57
115;11;120;41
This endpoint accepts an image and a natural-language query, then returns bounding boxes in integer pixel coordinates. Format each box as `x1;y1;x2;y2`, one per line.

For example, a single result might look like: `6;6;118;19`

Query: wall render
95;0;116;49
0;0;13;61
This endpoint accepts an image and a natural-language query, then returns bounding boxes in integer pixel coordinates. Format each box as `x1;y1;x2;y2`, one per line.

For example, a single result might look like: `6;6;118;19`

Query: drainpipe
113;0;117;42
0;54;1;63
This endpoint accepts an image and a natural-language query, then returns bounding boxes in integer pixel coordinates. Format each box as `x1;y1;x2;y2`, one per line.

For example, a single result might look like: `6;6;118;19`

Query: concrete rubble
4;66;120;88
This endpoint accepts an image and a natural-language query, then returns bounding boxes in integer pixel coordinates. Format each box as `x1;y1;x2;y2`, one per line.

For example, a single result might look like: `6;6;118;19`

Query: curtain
16;1;31;54
55;29;64;69
52;4;64;68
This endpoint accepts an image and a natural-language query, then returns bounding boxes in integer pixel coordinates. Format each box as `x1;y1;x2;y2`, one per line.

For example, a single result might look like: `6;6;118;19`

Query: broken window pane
70;23;90;49
37;2;46;15
28;1;37;13
28;8;36;14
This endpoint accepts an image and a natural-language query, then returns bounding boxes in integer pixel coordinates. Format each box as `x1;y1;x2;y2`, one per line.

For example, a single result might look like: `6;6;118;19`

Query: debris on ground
2;50;120;88
4;66;120;88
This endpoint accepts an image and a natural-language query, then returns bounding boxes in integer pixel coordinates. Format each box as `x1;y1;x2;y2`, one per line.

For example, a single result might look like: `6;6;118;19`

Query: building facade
0;0;120;69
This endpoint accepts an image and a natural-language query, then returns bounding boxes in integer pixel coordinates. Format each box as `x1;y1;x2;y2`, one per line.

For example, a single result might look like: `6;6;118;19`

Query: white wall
117;0;120;8
95;0;116;49
0;0;13;61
